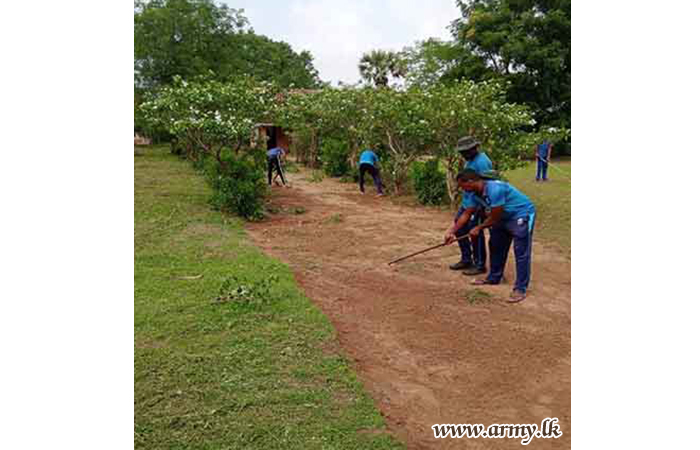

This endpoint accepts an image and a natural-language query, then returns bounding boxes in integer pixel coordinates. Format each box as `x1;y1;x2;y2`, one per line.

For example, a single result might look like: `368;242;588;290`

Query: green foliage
449;0;571;129
135;148;402;449
465;288;494;305
400;38;463;89
140;76;278;163
205;154;267;220
134;0;320;89
319;137;351;177
306;170;325;183
215;273;280;308
358;49;407;87
411;159;448;206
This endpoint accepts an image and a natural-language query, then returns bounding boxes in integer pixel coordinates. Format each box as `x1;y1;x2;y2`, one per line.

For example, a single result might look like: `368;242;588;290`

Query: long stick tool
388;234;472;266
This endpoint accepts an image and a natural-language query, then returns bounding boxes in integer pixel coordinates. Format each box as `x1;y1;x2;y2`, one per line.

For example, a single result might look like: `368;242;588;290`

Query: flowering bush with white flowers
142;76;569;208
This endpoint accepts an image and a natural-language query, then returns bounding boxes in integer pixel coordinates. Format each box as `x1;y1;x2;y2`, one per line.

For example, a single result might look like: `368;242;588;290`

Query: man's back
359;150;378;166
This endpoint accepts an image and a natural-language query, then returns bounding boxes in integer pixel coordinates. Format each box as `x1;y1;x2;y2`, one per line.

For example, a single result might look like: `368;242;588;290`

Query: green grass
135;146;402;450
505;158;571;254
464;289;494;305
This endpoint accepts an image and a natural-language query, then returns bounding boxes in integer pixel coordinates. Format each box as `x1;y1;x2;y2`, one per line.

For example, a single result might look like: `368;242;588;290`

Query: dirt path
246;169;571;449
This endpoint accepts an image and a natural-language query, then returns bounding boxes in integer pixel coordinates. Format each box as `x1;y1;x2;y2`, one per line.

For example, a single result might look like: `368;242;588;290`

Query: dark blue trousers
454;207;486;269
536;158;549;180
359;163;383;194
487;213;536;293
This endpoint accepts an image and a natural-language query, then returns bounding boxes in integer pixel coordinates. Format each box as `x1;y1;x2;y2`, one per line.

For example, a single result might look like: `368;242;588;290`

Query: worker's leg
454;207;476;265
267;157;274;185
542;160;549;181
369;165;384;194
473;214;487;270
510;214;535;293
536;158;543;181
359;164;368;193
275;155;286;185
486;224;512;284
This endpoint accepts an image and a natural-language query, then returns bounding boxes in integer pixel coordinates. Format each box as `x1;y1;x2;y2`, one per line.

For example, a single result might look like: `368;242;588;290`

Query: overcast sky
221;0;460;85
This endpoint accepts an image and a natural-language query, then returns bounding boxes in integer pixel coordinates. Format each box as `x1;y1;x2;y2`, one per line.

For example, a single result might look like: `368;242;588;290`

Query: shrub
319;137;351;177
410;159;448;205
205;154;267;220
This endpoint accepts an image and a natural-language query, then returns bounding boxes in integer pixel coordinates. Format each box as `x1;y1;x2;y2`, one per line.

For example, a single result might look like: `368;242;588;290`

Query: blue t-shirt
267;147;283;158
359;150;379;167
537;141;550;158
462;152;493;206
463;152;492;173
462;180;535;221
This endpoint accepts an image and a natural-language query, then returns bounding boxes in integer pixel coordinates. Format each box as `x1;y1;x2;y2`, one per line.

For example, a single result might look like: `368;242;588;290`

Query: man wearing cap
445;169;536;303
448;136;492;274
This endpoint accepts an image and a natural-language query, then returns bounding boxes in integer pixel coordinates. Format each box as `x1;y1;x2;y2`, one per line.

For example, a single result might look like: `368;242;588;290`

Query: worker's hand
444;231;456;245
468;226;481;240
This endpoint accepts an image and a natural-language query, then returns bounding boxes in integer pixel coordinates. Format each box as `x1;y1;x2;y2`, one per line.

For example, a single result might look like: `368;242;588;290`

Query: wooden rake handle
388;233;472;266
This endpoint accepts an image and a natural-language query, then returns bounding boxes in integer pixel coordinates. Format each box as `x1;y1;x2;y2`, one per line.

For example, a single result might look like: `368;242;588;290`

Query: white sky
221;0;459;85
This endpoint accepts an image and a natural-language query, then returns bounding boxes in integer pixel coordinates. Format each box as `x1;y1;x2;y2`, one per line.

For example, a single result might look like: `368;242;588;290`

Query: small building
253;123;290;151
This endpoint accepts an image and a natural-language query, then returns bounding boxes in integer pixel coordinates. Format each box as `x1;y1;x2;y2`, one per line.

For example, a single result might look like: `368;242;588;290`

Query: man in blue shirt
267;146;287;186
358;149;384;196
445;169;536;303
535;140;552;181
448;136;492;274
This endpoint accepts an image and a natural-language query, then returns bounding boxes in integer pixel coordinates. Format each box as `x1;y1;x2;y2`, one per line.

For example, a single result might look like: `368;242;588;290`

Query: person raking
267;146;287;187
445;169;536;303
358;148;384;196
535;140;552;181
448;136;492;275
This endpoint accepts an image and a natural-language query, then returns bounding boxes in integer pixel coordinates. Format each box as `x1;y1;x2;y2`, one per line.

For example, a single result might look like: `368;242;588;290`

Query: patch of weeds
306;170;324;183
266;204;282;214
291;206;306;215
465;288;494;305
214;273;280;308
327;213;343;224
283;161;300;173
339;174;356;183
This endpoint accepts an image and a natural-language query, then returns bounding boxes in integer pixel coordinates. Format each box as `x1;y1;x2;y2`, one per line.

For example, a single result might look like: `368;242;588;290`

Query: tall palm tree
358;50;406;87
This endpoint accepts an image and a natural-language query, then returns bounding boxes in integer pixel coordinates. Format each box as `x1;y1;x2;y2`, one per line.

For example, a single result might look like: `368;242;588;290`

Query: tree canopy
134;0;321;89
447;0;571;129
358;50;407;88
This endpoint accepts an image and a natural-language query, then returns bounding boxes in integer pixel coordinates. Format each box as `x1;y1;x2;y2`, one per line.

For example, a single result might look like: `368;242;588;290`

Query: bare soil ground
246;169;571;449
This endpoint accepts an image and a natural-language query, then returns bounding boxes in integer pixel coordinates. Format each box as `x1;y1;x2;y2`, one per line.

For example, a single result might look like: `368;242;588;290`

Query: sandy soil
246;169;571;449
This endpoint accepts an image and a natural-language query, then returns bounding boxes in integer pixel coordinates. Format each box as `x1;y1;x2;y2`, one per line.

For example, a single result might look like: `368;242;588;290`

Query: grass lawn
135;146;402;449
505;158;571;254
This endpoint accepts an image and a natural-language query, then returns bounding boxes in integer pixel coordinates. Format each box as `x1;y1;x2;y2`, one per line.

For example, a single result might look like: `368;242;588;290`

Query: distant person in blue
535;140;552;181
445;169;536;303
267;146;287;187
447;136;492;274
358;149;384;196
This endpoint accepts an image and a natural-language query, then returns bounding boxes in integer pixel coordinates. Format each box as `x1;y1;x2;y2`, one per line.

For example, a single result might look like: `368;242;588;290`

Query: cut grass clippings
464;288;494;305
135;146;403;449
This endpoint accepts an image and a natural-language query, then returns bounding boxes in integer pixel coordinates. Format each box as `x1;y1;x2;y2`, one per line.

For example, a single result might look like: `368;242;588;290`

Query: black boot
449;261;473;270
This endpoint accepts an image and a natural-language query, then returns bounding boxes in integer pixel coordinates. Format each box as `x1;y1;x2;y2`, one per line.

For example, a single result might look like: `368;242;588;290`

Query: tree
140;75;278;166
400;38;462;89
448;0;571;129
134;0;321;89
358;50;407;88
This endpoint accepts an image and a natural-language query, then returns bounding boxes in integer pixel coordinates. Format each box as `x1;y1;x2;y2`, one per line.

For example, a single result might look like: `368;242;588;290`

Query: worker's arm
468;206;504;239
444;207;477;244
547;143;552;162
